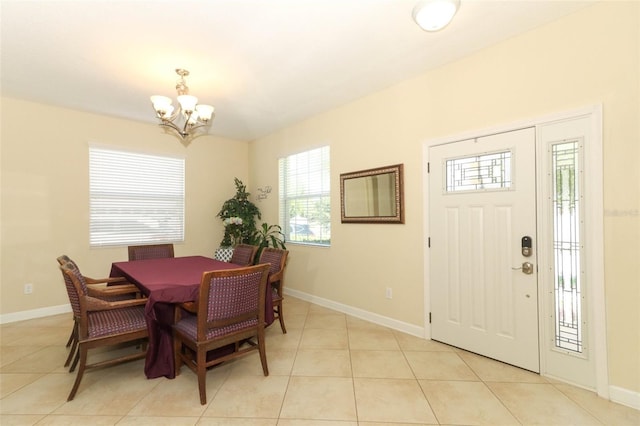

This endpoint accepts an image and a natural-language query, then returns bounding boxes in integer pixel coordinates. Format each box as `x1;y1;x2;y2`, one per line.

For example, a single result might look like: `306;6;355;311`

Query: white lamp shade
150;96;175;118
177;95;198;112
195;104;214;121
413;0;460;32
150;95;172;111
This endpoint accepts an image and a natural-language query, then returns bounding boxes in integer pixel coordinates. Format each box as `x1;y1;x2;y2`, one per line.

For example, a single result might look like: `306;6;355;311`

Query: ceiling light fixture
412;0;460;32
150;69;215;145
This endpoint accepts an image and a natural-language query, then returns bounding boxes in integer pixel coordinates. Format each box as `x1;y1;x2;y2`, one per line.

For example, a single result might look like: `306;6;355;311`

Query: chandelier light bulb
187;111;199;124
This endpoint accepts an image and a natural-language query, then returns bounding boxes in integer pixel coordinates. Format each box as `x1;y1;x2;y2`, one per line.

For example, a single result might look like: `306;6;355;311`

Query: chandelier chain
175;69;190;96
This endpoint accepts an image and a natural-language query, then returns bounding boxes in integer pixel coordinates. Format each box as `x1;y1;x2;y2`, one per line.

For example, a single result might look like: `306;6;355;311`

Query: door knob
512;262;534;275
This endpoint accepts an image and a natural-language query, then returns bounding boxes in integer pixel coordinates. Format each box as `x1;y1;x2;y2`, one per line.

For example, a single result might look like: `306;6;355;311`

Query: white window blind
89;146;185;247
279;146;330;246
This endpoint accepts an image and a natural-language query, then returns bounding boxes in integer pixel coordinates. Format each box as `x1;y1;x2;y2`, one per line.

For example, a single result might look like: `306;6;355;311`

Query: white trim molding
284;288;425;338
608;386;640;411
0;304;71;325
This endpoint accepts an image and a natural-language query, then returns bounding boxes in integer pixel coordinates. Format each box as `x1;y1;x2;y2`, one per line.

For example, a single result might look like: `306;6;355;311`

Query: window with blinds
89;145;185;247
279;146;330;246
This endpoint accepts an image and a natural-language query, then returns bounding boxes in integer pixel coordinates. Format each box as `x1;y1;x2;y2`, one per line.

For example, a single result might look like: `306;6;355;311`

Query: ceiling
1;0;594;142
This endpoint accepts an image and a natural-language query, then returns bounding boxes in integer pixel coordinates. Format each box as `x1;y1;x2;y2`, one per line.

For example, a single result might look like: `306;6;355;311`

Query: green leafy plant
216;178;261;246
250;222;287;264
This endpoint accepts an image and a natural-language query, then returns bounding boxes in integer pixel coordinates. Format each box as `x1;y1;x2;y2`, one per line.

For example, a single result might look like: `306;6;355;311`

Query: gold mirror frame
340;164;404;224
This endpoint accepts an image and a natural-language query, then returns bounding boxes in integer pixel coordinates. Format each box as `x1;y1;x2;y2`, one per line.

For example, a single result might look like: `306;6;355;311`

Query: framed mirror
340;164;404;223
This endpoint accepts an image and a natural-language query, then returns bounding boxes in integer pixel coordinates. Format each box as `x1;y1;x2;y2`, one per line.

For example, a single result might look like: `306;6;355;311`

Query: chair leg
277;302;287;334
68;344;87;401
69;349;80;372
257;327;269;376
64;321;79;367
65;322;76;347
64;333;78;368
197;349;207;405
173;333;182;377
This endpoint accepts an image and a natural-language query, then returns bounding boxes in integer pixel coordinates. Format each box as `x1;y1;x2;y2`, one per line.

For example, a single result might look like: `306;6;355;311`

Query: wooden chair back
229;244;258;266
258;247;288;279
128;243;174;261
258;247;289;333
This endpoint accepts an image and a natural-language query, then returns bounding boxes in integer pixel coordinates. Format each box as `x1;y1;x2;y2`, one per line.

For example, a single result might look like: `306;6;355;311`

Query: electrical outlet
385;287;392;299
24;283;33;294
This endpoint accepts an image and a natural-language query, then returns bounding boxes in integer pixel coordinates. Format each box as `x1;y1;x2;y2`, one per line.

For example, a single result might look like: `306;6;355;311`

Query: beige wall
1;98;249;314
1;0;637;398
250;2;639;394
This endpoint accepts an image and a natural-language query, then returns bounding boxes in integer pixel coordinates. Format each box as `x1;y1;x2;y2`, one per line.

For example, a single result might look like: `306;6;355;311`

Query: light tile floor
1;297;638;425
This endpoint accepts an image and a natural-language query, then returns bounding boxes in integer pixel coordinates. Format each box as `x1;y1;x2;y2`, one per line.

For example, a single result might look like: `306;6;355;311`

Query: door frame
422;104;608;398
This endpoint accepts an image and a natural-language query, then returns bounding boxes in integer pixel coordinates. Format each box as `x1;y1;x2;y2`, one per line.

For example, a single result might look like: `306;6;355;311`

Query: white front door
429;127;539;372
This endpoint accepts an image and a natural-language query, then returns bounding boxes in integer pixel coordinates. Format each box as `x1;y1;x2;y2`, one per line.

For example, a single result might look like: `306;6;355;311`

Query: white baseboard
285;288;425;338
609;385;640;411
0;304;71;324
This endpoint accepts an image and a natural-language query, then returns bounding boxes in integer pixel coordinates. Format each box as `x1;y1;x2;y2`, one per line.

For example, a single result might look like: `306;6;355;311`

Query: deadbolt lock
521;236;533;257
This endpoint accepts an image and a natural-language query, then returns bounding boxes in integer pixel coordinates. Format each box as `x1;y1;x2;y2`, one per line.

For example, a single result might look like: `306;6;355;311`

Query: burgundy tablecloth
110;256;273;379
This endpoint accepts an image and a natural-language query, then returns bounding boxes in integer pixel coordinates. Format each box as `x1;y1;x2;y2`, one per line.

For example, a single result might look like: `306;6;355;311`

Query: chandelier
150;69;215;145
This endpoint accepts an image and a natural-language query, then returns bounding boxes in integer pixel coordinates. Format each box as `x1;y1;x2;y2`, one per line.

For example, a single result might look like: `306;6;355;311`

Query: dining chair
127;243;174;261
57;255;133;287
229;244;258;266
173;263;270;405
59;262;148;401
56;255;142;369
258;247;289;334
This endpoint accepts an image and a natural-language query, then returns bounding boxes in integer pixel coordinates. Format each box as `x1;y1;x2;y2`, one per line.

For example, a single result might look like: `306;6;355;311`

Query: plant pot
214;246;234;262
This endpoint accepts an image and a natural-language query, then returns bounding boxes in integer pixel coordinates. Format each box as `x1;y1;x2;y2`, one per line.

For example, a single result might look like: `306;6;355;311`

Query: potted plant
250;222;287;264
215;178;261;261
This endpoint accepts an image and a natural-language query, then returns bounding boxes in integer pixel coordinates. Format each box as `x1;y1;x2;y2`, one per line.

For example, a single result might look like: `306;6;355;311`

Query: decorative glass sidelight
445;150;512;192
552;140;584;353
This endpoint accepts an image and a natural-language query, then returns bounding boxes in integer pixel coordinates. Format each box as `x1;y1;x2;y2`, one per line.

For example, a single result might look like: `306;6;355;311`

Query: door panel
538;116;596;388
429;127;539;372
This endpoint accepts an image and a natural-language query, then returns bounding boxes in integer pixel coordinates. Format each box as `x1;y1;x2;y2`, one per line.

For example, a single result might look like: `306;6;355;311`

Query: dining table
109;255;274;379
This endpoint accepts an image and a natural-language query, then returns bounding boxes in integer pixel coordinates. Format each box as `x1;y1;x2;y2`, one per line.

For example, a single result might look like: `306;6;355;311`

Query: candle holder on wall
257;186;272;201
